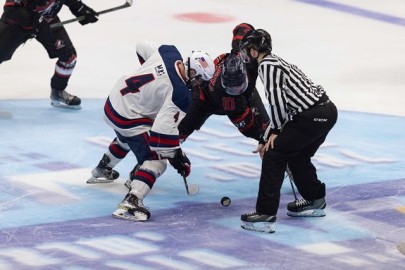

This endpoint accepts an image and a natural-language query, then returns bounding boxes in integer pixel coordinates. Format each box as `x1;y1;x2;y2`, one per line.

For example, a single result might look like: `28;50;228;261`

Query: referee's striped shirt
258;53;325;134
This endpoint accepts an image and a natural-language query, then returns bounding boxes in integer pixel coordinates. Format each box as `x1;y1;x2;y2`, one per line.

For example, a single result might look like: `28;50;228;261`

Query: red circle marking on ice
174;13;234;23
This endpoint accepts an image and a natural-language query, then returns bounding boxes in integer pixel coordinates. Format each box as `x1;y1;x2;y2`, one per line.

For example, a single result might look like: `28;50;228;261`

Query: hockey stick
286;165;298;201
50;0;133;29
397;241;405;256
182;173;199;196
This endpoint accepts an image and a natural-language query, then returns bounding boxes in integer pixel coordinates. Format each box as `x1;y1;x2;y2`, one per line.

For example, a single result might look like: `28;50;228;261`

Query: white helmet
185;51;215;83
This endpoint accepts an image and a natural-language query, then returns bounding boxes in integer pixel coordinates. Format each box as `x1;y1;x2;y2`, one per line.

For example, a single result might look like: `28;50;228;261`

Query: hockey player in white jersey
87;41;215;221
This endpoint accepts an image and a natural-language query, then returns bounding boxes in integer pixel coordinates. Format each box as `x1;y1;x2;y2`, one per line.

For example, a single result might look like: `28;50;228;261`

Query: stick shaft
286;165;298;200
182;174;190;195
50;0;132;29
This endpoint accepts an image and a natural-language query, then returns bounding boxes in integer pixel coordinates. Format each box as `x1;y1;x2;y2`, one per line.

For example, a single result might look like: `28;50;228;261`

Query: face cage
240;47;252;63
186;60;203;88
187;75;203;88
223;75;249;96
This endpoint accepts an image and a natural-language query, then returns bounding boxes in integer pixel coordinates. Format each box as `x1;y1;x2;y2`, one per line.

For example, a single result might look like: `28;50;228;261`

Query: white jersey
103;43;190;157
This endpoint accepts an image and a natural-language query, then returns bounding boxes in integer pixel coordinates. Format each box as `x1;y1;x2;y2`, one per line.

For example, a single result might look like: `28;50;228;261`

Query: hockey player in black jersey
178;22;269;150
0;0;98;109
178;52;269;146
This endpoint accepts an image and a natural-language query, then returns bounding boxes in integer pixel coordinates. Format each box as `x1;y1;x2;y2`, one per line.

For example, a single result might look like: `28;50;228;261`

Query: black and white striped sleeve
258;60;288;134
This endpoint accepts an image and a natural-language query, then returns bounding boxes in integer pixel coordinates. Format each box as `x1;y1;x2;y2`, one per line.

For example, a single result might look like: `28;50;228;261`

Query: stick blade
0;111;13;119
187;184;199;196
398;241;405;256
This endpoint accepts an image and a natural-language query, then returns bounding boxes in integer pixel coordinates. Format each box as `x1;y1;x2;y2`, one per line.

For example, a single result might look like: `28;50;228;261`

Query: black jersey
179;53;269;142
2;0;82;30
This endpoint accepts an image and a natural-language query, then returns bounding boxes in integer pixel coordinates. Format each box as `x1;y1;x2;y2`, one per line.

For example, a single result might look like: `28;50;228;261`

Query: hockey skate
241;212;276;233
287;198;326;217
87;154;120;184
50;88;81;110
112;193;150;221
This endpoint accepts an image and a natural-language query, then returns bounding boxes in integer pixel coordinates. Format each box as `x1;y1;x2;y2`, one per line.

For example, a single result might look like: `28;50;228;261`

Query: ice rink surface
0;0;404;269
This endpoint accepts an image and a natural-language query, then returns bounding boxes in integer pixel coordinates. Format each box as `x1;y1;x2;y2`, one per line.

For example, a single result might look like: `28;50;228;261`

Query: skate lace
128;195;145;208
295;199;311;206
103;168;115;178
243;211;258;216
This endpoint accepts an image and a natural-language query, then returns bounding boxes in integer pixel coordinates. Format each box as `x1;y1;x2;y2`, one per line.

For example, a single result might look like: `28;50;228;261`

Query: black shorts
35;16;75;59
0;16;75;63
0;19;31;63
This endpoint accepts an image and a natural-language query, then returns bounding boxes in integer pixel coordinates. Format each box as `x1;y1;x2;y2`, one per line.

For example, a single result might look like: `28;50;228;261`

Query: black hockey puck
221;196;231;207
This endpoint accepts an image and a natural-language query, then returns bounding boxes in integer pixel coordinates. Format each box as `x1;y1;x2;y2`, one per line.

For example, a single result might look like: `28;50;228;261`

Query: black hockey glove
168;149;191;177
69;2;98;25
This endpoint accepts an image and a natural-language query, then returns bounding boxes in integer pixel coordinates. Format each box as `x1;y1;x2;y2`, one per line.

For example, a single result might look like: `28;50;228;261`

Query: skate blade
241;221;275;233
112;207;149;221
86;177;116;184
287;209;326;217
50;100;81;110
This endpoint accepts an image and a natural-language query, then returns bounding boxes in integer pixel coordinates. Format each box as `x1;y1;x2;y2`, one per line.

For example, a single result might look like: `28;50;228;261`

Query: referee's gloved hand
70;2;98;25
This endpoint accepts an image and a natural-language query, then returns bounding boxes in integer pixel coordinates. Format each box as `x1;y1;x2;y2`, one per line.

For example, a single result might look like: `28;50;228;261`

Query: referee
239;28;338;233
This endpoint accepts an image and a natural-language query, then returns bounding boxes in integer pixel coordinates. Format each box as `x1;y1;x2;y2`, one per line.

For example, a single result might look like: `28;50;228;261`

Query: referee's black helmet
240;29;272;53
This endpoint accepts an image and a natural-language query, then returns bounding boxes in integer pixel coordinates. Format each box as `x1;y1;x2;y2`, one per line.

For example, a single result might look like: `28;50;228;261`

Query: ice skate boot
112;193;150;221
87;154;120;184
50;88;81;110
241;212;276;233
287;198;326;217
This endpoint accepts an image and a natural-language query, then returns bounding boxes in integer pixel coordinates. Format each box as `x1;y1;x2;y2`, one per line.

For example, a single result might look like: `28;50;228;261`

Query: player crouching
87;41;215;221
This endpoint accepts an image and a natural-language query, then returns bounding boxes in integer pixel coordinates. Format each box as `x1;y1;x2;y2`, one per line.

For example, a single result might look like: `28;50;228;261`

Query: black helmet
231;22;255;52
221;54;248;95
240;29;272;53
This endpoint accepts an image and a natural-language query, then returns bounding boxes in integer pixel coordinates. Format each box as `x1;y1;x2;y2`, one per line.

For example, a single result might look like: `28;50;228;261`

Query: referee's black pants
256;99;338;216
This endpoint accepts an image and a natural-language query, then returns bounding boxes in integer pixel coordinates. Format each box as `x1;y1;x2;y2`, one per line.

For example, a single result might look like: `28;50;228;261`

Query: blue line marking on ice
296;0;405;26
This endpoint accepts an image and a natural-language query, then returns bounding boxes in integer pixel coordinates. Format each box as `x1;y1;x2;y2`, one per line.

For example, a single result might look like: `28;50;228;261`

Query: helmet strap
185;57;196;88
187;57;191;81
